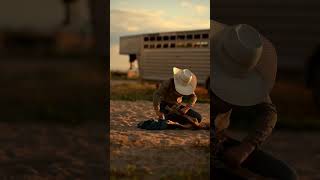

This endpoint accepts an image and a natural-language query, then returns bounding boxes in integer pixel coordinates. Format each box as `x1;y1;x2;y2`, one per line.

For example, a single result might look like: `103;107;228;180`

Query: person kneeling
153;67;202;128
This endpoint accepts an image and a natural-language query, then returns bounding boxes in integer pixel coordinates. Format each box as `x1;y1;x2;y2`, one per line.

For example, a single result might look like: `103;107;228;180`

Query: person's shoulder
262;95;272;104
160;78;174;88
164;78;174;85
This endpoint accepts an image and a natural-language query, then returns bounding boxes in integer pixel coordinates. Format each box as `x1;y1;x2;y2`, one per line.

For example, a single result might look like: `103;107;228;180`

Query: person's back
153;67;202;126
210;21;298;180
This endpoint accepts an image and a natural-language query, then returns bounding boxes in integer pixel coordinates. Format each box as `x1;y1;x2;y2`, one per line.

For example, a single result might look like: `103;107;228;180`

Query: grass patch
110;71;128;80
110;82;210;103
110;83;155;101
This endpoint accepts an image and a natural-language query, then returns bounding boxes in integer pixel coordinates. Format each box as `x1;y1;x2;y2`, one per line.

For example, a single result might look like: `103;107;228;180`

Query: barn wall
140;49;210;84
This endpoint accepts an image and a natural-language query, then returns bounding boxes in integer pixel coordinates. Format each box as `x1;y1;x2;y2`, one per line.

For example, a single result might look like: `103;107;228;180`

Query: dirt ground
0;98;317;179
110;100;210;179
110;100;320;180
0;121;106;180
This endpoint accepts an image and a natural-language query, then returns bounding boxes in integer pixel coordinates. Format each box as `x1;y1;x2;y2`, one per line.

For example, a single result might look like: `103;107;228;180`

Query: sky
110;0;210;71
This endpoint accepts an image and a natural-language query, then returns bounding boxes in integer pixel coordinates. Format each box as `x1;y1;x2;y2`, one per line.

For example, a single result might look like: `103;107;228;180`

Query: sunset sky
110;0;210;71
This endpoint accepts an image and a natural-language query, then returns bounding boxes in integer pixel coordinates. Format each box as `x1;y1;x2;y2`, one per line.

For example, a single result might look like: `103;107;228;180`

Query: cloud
180;1;192;8
110;9;166;33
179;0;208;15
110;8;209;35
194;5;208;15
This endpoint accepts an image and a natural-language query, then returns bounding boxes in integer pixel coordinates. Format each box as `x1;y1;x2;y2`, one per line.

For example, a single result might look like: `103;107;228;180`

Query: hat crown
173;67;197;95
223;24;263;73
179;69;192;85
211;22;277;106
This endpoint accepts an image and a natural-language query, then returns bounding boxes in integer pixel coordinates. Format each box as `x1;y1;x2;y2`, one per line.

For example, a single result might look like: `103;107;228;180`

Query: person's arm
242;102;277;147
224;101;277;167
153;80;170;111
180;92;197;114
188;92;197;107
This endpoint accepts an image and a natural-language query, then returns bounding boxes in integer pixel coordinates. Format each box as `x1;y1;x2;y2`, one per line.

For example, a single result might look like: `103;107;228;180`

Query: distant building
120;29;210;87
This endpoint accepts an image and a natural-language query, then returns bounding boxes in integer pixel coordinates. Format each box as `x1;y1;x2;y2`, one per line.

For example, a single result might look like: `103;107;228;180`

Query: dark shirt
153;78;197;111
211;91;277;148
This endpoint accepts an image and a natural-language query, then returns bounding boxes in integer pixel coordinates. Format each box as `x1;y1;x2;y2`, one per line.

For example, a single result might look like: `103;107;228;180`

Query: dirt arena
110;100;210;179
110;100;320;180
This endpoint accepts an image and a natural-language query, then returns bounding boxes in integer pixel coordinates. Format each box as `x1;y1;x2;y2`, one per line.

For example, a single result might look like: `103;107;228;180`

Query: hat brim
173;67;197;96
212;62;268;106
210;23;277;106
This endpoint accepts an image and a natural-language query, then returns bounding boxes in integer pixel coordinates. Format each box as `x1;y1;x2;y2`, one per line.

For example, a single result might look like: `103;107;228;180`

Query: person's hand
155;111;164;119
223;142;255;168
180;105;191;114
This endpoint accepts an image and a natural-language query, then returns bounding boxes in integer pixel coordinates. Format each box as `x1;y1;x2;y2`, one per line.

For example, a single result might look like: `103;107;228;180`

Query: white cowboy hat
210;20;277;106
173;67;197;95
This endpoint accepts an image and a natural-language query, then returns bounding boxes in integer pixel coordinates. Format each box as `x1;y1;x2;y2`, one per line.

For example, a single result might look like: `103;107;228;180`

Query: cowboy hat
173;67;197;95
210;20;277;106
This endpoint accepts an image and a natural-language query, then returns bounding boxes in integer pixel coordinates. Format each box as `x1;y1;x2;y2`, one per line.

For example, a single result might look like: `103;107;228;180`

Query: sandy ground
110;100;210;179
111;100;320;180
0;121;106;180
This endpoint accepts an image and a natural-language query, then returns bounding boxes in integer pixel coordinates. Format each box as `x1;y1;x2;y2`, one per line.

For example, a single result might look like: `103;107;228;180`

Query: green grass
110;82;210;103
110;83;155;101
110;71;130;80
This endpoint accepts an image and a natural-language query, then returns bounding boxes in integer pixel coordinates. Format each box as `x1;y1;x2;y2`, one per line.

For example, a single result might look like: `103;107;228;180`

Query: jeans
159;101;202;124
213;138;298;180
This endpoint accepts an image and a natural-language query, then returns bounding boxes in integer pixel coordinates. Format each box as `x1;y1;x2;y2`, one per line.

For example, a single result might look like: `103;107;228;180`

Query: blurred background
212;0;320;179
0;0;108;179
0;0;106;121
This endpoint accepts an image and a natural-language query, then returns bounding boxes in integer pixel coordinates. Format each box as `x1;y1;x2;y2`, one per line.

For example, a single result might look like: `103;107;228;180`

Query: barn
120;29;211;86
